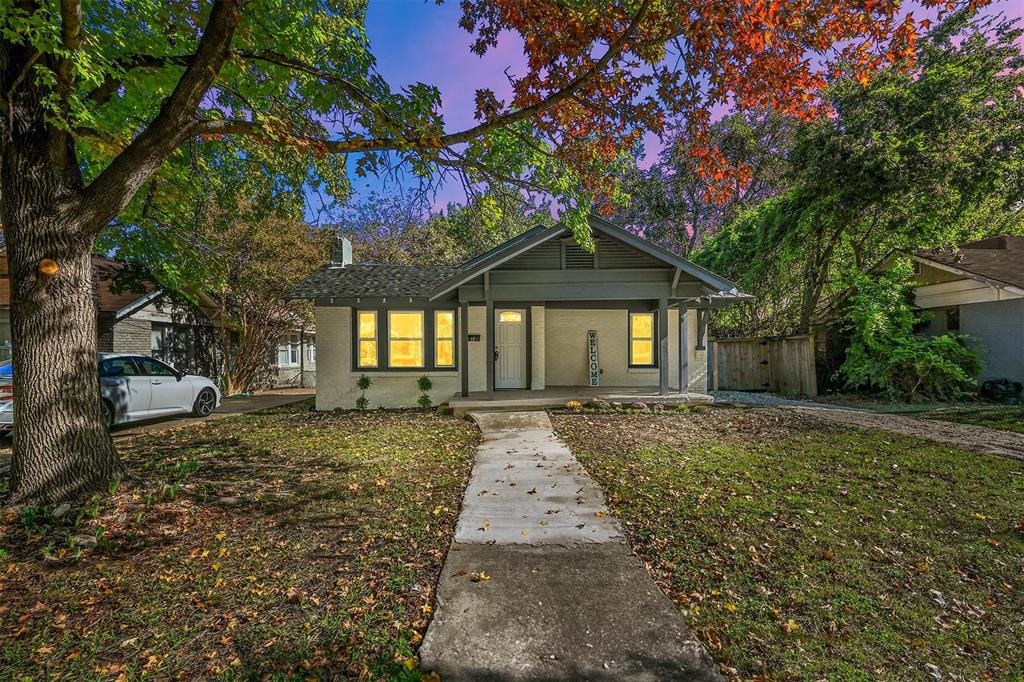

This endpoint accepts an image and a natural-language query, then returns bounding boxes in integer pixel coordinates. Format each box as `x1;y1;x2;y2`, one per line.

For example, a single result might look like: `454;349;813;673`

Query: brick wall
111;318;152;355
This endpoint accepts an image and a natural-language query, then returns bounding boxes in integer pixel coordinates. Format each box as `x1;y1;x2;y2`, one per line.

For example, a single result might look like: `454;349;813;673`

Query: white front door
495;308;527;389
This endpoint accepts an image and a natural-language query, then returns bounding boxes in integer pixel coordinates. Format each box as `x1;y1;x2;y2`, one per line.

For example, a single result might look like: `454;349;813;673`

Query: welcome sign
587;330;600;386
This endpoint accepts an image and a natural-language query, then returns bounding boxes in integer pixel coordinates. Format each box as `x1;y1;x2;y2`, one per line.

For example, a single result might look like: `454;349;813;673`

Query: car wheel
193;389;216;417
100;399;114;428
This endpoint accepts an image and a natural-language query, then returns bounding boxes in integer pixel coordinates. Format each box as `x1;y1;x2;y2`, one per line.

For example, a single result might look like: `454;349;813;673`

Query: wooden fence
712;334;818;397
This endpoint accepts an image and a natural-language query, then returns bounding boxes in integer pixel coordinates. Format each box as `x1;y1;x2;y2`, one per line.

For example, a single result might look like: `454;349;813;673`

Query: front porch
448;385;713;417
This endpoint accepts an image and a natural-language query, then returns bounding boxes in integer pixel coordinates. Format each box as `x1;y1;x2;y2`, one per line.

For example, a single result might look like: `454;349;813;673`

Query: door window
99;357;141;378
136;357;178;377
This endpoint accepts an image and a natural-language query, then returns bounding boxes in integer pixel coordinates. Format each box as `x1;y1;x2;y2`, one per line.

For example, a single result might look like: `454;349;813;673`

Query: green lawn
0;402;478;680
553;408;1024;681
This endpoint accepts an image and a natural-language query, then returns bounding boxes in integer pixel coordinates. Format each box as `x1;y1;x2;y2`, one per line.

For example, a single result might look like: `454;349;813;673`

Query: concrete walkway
419;411;721;681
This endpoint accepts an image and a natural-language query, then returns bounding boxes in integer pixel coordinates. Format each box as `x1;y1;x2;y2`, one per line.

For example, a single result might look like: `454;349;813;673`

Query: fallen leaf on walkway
527;488;538;495
469;572;491;582
595;511;606;517
478;522;489;532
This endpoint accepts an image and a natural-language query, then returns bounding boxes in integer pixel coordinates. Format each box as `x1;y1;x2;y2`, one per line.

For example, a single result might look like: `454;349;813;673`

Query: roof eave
912;254;1024;297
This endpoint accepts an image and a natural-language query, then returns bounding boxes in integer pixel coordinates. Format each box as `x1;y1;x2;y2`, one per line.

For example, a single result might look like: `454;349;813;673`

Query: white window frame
278;333;300;367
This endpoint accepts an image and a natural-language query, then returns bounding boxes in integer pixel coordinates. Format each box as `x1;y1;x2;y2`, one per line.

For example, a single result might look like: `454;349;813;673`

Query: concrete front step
448;391;713;418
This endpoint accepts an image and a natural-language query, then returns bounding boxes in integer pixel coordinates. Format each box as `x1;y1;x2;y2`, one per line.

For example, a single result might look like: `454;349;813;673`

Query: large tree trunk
5;220;123;505
1;55;123;506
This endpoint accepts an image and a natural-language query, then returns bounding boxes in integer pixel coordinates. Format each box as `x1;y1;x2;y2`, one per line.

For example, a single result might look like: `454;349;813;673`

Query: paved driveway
110;389;314;438
0;390;314;453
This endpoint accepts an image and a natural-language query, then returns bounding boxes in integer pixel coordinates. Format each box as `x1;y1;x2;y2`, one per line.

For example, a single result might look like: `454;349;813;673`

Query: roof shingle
916;236;1024;290
288;263;461;299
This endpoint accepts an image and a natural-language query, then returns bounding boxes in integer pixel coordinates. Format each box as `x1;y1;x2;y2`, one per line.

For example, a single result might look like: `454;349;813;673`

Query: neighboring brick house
290;215;751;409
911;236;1024;383
0;246;313;388
0;251;167;360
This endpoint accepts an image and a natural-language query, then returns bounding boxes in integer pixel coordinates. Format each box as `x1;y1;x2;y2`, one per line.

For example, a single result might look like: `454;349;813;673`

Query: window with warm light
357;311;377;368
388;311;424;367
435;310;455;368
629;312;655;366
498;310;523;323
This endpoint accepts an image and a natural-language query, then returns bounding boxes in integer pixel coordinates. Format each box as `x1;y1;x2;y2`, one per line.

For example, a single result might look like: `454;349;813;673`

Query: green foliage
840;263;981;401
416;375;433;409
695;12;1024;337
356;374;372;411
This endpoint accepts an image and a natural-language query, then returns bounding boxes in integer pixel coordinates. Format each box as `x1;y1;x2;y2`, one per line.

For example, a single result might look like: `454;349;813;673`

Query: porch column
531;305;545;390
485;298;495;395
658;297;669;395
679;308;688;393
460;302;469;397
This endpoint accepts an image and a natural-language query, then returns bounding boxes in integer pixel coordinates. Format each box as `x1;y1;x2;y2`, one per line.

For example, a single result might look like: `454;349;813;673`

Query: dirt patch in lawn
0;407;479;680
553;408;1024;681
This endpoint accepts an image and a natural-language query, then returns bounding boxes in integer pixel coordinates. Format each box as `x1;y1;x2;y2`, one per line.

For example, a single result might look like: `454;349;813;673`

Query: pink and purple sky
329;0;1024;218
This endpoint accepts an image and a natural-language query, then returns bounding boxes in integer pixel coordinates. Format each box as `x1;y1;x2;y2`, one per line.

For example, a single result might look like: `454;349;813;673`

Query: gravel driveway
711;391;1024;461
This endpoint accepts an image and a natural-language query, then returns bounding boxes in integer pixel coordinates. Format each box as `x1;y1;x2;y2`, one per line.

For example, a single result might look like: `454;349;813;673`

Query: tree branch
57;0;82;105
189;1;651;156
76;0;248;235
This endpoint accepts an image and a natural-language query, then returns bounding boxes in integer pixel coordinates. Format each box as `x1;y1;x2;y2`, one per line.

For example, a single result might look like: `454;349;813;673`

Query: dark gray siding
496;235;666;271
960;298;1024;382
499;241;561;269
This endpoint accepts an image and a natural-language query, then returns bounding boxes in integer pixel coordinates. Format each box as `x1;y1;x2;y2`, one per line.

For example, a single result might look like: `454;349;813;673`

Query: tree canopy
696;10;1024;337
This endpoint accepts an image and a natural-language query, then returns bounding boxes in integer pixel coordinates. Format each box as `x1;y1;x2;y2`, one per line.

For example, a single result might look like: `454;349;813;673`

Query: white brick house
290;215;752;409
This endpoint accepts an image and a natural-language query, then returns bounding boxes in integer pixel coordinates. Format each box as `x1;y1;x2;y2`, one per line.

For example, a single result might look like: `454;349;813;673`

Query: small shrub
589;399;611;411
565;400;583;411
652;403;667;411
356;374;372;410
417;375;433;409
630;401;648;410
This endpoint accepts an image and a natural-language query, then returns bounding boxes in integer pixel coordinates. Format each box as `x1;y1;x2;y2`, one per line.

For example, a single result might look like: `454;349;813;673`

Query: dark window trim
351;306;460;373
628;311;658;369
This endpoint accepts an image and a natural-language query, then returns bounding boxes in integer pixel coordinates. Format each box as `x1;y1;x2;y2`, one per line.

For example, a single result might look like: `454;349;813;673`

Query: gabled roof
289;215;751;302
914;236;1024;292
288;263;461;299
427;214;746;300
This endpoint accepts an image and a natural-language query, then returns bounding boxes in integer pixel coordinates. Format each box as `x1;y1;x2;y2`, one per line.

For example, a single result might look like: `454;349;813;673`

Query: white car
0;353;221;431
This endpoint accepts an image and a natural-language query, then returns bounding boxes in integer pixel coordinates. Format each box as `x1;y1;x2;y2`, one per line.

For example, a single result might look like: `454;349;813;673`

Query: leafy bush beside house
840;264;982;401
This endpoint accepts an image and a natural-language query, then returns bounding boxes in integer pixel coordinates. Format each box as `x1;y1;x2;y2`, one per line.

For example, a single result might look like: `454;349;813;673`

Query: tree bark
1;66;123;503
